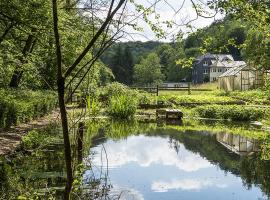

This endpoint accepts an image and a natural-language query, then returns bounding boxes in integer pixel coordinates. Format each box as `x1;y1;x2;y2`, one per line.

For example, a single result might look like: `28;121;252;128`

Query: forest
0;0;270;200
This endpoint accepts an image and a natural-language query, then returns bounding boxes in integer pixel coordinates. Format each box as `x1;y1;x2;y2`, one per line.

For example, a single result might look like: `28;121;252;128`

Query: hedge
0;89;57;128
195;105;267;121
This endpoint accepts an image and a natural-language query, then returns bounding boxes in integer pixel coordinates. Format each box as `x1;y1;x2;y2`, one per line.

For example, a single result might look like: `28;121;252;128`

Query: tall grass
86;96;101;117
108;94;138;119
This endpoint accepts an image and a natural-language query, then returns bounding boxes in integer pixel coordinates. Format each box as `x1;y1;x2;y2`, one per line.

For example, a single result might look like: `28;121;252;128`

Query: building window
212;77;217;81
203;69;209;74
203;61;208;66
212;68;216;72
218;68;222;72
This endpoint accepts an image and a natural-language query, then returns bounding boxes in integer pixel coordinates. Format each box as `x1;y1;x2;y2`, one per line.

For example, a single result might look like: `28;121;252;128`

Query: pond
1;120;270;199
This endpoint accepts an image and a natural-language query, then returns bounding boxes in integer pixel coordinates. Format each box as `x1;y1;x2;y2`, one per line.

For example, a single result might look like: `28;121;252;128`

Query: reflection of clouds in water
110;186;144;200
92;135;212;172
151;179;228;192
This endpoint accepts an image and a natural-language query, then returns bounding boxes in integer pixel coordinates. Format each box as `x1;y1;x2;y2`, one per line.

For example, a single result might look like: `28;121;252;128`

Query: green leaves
133;52;164;86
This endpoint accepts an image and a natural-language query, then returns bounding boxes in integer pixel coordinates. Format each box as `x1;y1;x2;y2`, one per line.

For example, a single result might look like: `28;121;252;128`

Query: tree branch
64;0;126;79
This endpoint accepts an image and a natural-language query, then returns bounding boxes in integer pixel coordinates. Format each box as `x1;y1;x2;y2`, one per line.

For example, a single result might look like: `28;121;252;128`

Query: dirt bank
0;110;60;156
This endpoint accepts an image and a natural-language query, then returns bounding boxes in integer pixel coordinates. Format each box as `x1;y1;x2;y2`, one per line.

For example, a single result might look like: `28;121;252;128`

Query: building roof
218;64;248;77
195;53;234;63
210;60;246;68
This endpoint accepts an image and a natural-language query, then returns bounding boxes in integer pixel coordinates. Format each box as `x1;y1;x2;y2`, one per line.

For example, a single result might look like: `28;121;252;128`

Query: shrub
22;130;46;149
22;125;60;149
99;82;139;104
0;89;57;128
195;105;266;121
108;94;138;119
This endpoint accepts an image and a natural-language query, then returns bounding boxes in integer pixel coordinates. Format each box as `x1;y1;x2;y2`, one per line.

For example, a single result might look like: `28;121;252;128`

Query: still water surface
1;121;270;199
84;126;269;200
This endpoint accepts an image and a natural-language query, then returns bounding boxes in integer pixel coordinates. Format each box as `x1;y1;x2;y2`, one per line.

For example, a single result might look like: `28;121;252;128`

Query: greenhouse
218;64;264;91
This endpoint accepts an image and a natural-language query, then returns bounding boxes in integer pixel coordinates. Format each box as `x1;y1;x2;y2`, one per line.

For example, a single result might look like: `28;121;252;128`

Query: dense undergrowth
0;89;57;128
195;105;268;121
82;82;269;122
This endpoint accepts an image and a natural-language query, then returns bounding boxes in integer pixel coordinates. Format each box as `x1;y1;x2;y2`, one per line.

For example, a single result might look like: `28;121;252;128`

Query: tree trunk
0;23;14;44
57;77;73;200
9;29;36;88
52;0;73;198
77;122;84;163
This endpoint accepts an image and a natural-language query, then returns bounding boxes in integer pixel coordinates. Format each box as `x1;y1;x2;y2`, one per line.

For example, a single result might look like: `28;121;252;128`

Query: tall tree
52;0;126;198
133;52;164;86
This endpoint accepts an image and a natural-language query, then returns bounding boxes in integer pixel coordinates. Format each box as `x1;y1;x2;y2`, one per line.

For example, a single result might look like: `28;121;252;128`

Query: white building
192;54;246;83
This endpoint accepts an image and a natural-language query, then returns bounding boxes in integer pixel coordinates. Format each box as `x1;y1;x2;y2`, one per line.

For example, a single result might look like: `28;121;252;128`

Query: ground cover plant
195;105;268;121
224;90;270;105
0;89;57;128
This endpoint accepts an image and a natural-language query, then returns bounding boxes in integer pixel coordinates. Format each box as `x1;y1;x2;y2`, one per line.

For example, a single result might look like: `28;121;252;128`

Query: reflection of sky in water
84;135;267;200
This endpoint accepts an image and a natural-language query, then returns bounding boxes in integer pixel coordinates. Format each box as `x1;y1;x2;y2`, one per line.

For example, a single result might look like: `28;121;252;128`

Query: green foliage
99;82;138;104
108;95;138;119
86;96;101;117
133;53;164;86
0;89;57;128
183;16;247;60
22;130;46;149
169;94;235;104
195;105;267;121
227;90;270;104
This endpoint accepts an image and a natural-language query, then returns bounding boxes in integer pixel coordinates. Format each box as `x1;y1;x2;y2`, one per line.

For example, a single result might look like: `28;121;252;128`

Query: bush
108;94;138;119
22;130;47;149
195;105;267;121
99;82;139;104
0;89;57;128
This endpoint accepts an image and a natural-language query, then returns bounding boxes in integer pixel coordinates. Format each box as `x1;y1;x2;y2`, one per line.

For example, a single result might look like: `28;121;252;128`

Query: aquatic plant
86;96;101;117
108;94;138;119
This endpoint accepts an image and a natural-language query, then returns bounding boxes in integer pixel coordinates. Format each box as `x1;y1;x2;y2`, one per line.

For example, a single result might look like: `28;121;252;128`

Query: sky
121;0;224;42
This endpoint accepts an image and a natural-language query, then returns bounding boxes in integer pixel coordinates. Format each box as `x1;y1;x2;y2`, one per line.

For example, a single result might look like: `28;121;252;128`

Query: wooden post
77;122;84;163
188;82;191;95
156;85;159;96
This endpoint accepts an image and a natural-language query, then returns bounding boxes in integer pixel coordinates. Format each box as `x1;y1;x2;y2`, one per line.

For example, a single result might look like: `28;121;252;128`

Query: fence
131;83;192;96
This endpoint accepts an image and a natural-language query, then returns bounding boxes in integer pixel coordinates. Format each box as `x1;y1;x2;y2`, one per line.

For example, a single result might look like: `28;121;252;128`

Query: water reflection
217;132;261;156
1;120;270;200
86;123;270;200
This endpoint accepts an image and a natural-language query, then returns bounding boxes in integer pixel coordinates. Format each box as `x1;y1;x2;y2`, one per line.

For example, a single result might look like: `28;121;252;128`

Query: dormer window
203;61;208;66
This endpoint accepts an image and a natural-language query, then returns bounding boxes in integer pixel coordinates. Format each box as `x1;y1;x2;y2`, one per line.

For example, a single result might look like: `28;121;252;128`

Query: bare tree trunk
52;0;73;199
77;122;84;163
9;29;36;88
0;23;14;44
57;77;73;199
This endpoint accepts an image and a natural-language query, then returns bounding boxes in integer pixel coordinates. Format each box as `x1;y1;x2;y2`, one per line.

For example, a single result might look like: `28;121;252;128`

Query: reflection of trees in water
166;129;270;198
2;121;270;199
0;148;66;199
240;155;270;196
168;135;181;154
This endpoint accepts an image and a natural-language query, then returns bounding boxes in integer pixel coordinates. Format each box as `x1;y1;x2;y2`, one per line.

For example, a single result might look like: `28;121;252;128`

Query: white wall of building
210;67;230;82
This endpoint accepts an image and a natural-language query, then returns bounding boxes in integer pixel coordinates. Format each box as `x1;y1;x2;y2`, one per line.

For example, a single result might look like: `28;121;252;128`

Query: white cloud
109;185;145;200
90;135;212;172
151;179;228;192
121;0;224;41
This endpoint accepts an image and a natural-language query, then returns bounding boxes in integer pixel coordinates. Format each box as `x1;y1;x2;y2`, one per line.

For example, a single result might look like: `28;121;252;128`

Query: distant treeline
100;16;249;86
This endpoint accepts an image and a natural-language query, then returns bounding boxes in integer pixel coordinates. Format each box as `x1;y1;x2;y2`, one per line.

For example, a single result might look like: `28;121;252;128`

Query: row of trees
101;13;269;87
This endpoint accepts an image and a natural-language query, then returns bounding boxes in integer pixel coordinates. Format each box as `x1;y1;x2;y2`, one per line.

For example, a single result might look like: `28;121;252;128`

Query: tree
208;0;270;67
133;53;164;86
51;0;126;198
